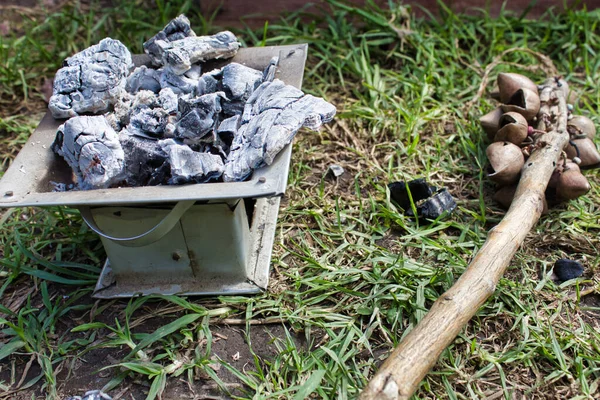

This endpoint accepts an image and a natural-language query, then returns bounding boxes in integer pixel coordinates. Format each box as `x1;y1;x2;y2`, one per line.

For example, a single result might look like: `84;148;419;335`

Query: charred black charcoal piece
52;116;125;189
553;259;584;282
159;139;224;184
389;178;456;220
388;179;435;210
49;38;133;119
143;15;196;66
416;189;456;219
119;133;169;186
159;31;240;75
223;79;336;182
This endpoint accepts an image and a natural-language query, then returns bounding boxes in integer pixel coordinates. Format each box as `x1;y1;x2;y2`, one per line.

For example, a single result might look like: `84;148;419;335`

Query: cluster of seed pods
480;72;600;210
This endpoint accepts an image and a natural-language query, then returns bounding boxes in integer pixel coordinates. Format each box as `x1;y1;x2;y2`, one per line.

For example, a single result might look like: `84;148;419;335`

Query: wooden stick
359;78;569;400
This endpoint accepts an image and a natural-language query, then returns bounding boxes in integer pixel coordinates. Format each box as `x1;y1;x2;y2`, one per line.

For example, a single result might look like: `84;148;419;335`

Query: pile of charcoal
480;72;599;209
48;15;336;190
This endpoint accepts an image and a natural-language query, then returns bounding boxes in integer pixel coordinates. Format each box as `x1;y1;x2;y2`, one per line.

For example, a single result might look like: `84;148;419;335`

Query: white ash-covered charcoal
222;63;263;99
196;69;222;96
158;88;178;115
224;79;336;182
124;90;172;139
159;31;240;75
128;108;169;138
159;139;224;184
216;114;240;154
184;64;202;80
49;38;133;119
126;66;162;94
262;57;279;82
143;14;196;66
221;63;263;116
119;133;170;186
52;116;125;189
159;68;198;95
175;92;225;143
105;92;133;132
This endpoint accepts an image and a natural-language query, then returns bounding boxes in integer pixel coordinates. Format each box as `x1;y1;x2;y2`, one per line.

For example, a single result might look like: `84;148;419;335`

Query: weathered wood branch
359;78;569;400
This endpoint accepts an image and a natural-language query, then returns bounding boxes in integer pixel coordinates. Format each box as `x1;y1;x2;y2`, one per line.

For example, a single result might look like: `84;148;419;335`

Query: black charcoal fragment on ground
224;79;337;182
389;178;456;220
553;259;584;282
143;14;196;66
52;116;124;189
49;38;133;119
157;31;240;75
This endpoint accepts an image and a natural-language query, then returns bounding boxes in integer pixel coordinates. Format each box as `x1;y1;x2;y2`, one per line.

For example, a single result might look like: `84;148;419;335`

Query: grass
0;0;599;399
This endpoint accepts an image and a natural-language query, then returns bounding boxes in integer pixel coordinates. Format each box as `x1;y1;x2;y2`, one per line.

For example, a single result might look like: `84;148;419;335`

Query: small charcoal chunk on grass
389;178;456;220
416;189;457;219
389;178;436;210
553;259;584;282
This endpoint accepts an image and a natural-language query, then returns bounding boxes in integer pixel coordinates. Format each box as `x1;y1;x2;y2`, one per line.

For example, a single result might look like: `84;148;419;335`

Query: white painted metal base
92;197;280;298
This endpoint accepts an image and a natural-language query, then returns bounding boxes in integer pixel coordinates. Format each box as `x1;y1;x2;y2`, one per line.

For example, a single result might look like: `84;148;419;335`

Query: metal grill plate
0;44;308;208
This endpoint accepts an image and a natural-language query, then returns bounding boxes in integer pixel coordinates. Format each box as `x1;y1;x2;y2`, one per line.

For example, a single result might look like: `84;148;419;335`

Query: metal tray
0;44;308;208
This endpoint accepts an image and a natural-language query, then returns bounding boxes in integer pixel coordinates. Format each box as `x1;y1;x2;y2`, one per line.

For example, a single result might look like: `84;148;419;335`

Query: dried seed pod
565;138;600;168
568;115;596;139
548;161;580;189
480;107;503;141
493;184;547;213
493;184;517;209
501;87;541;121
490;89;501;101
486;141;525;186
556;169;591;200
497;72;539;103
495;111;528;145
